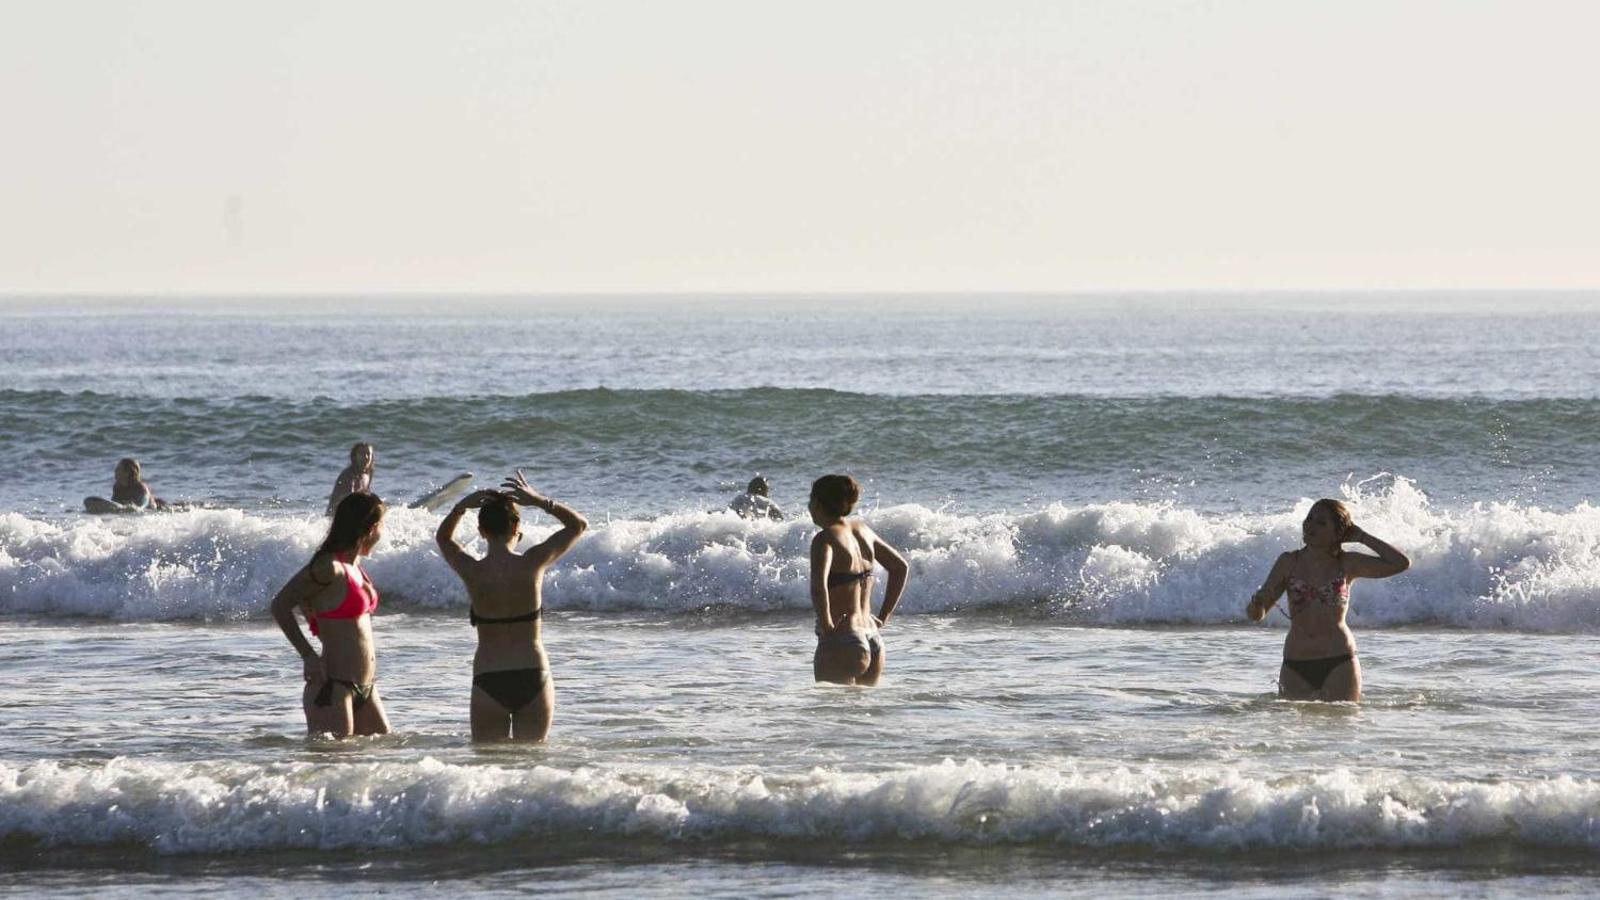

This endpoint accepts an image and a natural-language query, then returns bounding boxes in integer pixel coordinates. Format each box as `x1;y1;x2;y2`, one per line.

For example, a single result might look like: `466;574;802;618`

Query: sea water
4;293;1600;897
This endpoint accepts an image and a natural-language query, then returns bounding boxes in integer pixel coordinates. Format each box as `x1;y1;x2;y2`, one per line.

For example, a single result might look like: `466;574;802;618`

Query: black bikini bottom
1282;654;1355;691
473;668;549;713
315;679;374;710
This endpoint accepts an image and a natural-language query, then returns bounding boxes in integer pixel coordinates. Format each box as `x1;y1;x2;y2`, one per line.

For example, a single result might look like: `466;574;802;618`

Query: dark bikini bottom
473;668;550;713
314;679;374;710
1282;654;1355;691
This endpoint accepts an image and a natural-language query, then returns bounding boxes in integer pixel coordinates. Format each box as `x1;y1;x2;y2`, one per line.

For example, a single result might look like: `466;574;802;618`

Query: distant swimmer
269;492;392;737
729;476;784;520
327;442;375;515
808;474;909;686
110;458;171;511
1245;498;1410;702
436;470;587;743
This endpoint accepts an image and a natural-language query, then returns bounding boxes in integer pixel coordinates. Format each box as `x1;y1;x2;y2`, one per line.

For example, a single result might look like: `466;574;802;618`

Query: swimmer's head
478;492;521;542
115;458;141;484
1302;498;1353;550
349;442;375;473
747;476;770;496
320;491;386;557
809;474;860;523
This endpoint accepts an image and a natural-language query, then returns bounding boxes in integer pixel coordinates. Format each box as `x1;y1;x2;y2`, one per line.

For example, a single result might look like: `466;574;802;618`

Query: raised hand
500;469;545;506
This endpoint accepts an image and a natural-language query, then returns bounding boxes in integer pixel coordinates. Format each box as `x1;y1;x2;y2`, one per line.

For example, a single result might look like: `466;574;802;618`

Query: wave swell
4;757;1600;855
6;478;1600;631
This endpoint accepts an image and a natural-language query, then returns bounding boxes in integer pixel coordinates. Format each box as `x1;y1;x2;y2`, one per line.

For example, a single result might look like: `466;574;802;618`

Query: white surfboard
412;473;474;511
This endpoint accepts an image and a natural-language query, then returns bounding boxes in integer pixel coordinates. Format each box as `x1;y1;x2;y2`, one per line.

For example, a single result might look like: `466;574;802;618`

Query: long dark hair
319;491;385;557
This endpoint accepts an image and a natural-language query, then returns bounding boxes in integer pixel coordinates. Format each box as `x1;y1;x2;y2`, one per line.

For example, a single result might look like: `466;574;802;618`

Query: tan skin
1245;506;1410;701
269;521;391;737
327;445;374;515
112;461;169;510
809;499;909;686
436;472;587;743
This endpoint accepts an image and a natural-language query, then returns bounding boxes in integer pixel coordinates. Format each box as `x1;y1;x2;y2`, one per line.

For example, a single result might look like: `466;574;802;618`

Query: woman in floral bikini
1245;498;1410;701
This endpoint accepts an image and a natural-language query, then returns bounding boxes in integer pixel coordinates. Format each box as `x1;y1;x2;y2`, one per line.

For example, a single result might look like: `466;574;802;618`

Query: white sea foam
7;478;1600;630
3;757;1600;854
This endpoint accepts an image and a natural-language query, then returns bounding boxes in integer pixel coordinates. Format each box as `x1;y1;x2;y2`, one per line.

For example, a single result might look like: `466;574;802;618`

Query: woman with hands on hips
270;491;391;737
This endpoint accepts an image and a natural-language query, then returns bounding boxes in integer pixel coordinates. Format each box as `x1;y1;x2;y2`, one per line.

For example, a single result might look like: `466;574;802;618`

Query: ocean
4;293;1600;897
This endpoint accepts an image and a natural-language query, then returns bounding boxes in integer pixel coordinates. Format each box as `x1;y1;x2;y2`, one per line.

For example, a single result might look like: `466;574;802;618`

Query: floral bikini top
1283;552;1349;619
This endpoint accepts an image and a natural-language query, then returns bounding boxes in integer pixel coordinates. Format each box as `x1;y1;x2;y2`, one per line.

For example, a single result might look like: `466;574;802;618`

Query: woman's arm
269;565;324;682
872;536;909;626
810;533;835;633
1342;525;1410;579
326;468;356;515
1246;552;1292;621
502;471;588;565
435;490;498;572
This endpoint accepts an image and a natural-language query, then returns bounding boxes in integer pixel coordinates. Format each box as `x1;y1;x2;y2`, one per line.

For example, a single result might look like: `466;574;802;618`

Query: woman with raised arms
270;491;391;737
436;471;587;742
809;474;909;686
1245;498;1410;701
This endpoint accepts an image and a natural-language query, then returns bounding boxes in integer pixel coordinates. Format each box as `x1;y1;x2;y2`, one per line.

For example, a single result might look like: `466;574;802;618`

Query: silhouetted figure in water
730;475;784;520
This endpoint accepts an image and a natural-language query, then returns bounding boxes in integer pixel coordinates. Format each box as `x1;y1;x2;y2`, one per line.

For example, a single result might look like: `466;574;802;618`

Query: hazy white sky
2;1;1596;293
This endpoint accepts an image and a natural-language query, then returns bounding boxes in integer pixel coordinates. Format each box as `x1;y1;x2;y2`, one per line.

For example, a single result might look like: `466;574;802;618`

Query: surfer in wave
809;474;909;686
327;442;376;515
269;491;392;737
436;470;587;742
1245;498;1410;701
729;476;784;520
110;458;170;511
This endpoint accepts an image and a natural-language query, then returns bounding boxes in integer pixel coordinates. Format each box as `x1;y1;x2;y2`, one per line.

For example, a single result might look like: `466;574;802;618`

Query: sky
1;1;1597;294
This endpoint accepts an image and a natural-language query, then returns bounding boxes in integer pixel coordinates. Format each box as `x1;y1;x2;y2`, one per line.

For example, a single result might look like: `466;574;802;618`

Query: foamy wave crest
4;757;1600;854
8;477;1600;630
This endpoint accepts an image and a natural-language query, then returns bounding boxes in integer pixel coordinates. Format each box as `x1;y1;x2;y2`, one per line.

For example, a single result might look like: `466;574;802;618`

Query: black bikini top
469;607;543;627
826;567;873;588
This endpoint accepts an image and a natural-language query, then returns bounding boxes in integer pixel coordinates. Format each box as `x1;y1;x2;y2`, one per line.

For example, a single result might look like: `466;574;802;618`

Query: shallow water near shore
5;294;1600;895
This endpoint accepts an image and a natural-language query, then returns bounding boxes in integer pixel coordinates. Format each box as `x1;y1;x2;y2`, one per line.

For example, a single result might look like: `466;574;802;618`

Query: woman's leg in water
1277;663;1314;701
855;642;885;687
1320;657;1361;702
353;687;392;736
302;680;338;735
510;678;554;743
470;686;512;742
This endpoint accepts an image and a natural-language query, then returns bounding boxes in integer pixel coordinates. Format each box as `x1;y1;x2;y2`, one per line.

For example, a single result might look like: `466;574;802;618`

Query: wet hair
319;491;386;556
349;442;375;473
809;474;860;519
116;458;141;480
747;476;770;496
478;492;521;539
1308;498;1353;547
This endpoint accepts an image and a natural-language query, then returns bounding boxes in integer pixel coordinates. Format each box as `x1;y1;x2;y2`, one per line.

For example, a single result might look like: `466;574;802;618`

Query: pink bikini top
307;552;379;637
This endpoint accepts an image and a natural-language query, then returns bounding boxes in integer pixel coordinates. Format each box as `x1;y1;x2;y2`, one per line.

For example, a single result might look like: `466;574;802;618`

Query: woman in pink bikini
270;491;391;736
1245;498;1410;701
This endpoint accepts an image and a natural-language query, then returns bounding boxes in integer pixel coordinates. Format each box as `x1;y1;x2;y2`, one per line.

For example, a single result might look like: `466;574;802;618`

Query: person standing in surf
809;474;909;686
435;471;587;742
327;442;375;515
270;491;392;737
1245;498;1410;701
